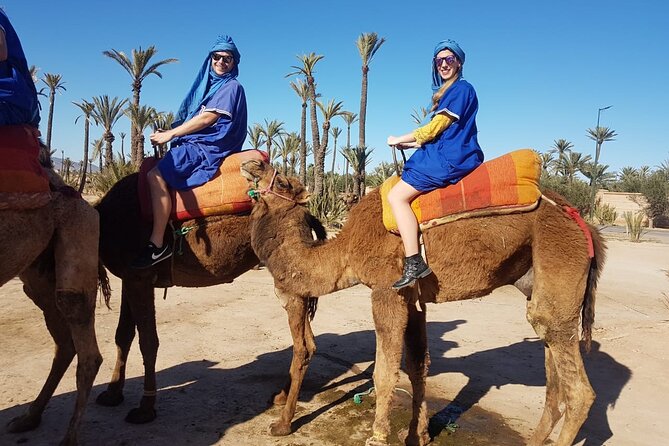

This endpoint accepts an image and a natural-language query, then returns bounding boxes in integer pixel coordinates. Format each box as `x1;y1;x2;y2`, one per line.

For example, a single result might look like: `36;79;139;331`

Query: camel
94;170;325;432
240;158;607;446
0;146;104;446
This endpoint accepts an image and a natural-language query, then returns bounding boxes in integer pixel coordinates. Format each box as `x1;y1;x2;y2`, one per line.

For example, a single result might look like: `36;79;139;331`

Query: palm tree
330;127;342;175
561;151;592;185
287;53;324;192
410;106;429;126
72;99;95;192
368;161;395;187
90;138;105;173
41;73;66;151
316;99;344;194
356;32;385;148
125;104;157;159
90;95;128;168
247;123;266;150
340;111;358;193
586;126;617;216
549;139;574;177
152;112;175;157
539;151;556;176
342;145;373;200
290;79;310;183
277;132;301;175
118;132;127;163
259;119;285;163
103;46;178;166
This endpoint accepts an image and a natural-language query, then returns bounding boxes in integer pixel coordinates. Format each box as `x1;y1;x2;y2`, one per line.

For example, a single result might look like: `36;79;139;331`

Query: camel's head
241;159;310;205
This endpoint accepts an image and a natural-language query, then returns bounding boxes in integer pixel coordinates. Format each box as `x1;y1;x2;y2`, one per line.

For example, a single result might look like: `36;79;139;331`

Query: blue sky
4;0;668;174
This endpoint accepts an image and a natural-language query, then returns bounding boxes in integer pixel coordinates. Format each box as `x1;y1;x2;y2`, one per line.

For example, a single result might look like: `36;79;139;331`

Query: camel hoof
269;421;292;436
96;389;124;406
7;413;41;433
125;407;156;424
365;437;388;446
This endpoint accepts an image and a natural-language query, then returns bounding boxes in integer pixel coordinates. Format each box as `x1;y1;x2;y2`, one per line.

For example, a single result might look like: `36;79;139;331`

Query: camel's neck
251;190;399;297
251;203;359;297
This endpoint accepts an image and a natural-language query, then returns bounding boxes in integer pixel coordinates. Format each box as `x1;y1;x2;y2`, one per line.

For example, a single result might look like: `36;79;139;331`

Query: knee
56;290;95;325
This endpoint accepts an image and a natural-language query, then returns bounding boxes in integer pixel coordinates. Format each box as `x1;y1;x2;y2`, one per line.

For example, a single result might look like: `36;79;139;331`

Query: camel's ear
295;187;311;205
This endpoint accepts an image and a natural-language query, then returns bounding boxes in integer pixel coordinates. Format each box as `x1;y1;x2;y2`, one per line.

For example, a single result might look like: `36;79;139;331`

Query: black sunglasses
211;53;234;63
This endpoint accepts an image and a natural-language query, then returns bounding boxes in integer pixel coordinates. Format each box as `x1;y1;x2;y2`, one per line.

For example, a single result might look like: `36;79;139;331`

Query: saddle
380;149;542;232
138;149;269;222
0;125;51;210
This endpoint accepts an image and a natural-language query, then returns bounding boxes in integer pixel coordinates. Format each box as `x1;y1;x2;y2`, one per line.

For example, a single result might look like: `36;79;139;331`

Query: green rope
353;386;375;404
173;225;197;255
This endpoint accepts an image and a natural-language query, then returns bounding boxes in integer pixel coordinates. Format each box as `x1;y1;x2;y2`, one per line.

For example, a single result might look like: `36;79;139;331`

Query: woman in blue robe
132;35;247;269
0;8;40;128
386;39;484;289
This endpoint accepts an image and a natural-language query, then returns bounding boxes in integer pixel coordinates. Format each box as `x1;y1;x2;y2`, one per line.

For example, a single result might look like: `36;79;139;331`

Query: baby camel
241;159;606;446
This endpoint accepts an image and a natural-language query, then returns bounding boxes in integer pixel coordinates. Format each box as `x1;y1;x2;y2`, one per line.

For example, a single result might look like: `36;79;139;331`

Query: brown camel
240;159;607;446
0;150;104;446
94;170;325;432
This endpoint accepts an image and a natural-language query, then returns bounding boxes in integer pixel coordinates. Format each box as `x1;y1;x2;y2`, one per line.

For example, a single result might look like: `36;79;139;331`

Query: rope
173;224;197;255
352;386;413;404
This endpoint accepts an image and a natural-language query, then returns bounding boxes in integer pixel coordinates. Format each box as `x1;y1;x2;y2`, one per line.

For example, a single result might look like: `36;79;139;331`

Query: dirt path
1;238;668;445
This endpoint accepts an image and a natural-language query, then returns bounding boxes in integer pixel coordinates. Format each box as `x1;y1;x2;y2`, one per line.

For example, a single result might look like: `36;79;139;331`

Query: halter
248;169;297;203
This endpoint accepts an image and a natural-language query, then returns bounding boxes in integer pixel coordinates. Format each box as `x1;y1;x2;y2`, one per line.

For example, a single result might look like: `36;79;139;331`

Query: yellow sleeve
412;113;454;145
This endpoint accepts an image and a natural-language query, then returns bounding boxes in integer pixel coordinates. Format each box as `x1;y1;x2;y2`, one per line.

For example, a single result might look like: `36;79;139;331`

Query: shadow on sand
0;322;629;445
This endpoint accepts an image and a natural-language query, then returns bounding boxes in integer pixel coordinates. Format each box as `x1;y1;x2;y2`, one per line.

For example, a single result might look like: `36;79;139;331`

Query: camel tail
307;297;319;321
98;260;112;309
581;224;607;352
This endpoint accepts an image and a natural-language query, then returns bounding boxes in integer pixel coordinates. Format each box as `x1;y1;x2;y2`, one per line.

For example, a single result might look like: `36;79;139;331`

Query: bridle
248;169;297;203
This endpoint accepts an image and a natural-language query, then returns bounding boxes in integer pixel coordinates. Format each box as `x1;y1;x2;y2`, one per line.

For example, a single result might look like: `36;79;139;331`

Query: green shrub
595;203;618;225
623;211;645;242
90;159;138;195
308;178;348;230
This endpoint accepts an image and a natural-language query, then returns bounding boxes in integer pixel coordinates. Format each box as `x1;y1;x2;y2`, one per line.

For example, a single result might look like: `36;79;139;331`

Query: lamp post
589;105;613;218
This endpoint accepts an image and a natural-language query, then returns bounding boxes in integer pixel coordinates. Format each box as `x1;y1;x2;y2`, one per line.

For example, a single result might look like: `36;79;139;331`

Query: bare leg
387;180;421;256
366;288;408;446
147;167;171;247
403;295;430;446
270;295;315;436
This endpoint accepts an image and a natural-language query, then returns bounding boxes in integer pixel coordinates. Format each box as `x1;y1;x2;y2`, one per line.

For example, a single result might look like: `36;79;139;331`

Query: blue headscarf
174;35;240;125
431;39;465;92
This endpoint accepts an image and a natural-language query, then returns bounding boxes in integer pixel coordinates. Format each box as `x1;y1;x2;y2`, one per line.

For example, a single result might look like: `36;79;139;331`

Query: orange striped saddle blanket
0;125;51;210
380;149;542;232
139;149;268;222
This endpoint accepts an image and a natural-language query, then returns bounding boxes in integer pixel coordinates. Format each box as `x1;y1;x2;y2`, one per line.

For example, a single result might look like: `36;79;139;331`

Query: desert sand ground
1;235;668;445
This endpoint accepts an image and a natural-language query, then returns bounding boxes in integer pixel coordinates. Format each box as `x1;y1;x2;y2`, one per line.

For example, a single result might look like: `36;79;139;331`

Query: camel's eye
276;176;290;191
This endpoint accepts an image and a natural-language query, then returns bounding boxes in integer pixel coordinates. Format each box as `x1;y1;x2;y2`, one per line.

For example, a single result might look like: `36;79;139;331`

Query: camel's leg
366;288;408;446
52;201;103;446
526;276;594;445
96;283;137;407
270;295;315;436
6;277;75;434
402;296;430;446
528;344;563;445
123;279;158;424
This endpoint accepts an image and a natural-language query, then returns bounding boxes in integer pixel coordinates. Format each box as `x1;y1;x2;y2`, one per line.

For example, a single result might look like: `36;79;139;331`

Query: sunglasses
211;53;234;63
434;55;458;67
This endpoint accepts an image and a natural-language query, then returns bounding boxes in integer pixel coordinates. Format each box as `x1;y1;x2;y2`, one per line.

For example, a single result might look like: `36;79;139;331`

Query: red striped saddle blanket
380;149;542;232
139;149;268;222
0;125;51;210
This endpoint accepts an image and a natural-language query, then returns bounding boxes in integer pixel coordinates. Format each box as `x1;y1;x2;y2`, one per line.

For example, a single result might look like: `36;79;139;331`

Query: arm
387;112;454;149
150;110;220;145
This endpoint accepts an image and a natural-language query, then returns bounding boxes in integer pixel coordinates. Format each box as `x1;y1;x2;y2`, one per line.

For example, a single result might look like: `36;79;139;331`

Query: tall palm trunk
300;102;307;184
103;132;115;167
330;133;338;175
78;118;90;193
46;90;56;150
131;84;141;165
307;78;322;195
359;66;368;149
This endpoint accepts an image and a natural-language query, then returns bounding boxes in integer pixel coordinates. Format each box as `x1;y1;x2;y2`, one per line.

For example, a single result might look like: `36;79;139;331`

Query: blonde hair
430;68;461;112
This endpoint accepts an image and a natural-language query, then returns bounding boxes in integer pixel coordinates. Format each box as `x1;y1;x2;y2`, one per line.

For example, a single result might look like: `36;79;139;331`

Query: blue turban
174;35;240;125
431;39;465;92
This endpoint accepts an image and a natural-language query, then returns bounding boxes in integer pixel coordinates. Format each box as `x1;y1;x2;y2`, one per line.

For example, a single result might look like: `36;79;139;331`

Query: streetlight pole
589;105;613;218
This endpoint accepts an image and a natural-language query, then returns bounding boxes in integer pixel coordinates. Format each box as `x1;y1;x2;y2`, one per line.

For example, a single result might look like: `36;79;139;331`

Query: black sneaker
392;256;432;290
130;242;172;269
